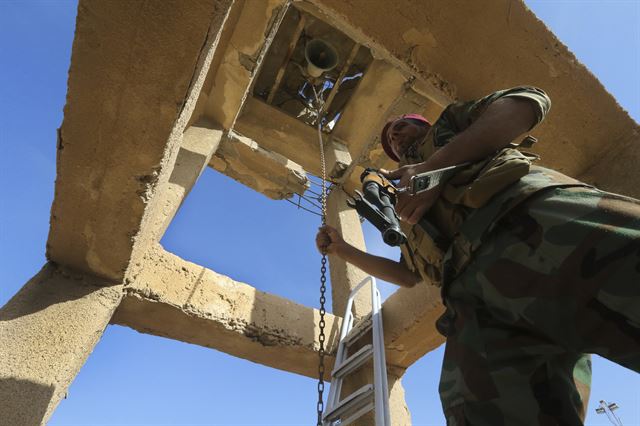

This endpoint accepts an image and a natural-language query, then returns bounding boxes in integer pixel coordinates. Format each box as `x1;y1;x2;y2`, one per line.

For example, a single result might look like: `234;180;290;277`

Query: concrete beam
234;97;351;178
326;189;370;318
47;0;233;281
209;131;309;199
293;0;454;105
305;0;639;181
382;283;446;369
332;60;408;167
578;135;640;199
0;264;122;426
200;0;290;129
149;122;224;242
325;140;352;181
112;246;342;379
112;244;443;374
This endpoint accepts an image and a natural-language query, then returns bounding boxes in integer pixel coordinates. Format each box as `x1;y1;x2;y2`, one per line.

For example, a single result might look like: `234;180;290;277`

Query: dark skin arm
382;97;540;224
315;96;540;287
316;225;421;288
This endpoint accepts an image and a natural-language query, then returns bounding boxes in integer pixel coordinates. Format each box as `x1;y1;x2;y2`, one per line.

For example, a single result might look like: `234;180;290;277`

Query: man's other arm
316;225;421;288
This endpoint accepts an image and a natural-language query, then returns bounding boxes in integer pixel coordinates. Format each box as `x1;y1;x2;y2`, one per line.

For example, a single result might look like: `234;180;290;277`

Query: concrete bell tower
2;1;638;425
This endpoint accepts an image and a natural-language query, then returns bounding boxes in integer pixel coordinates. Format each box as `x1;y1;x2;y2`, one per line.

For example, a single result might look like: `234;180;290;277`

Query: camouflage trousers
438;187;640;426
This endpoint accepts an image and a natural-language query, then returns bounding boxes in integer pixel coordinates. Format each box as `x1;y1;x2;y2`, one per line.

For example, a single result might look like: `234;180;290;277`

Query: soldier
316;87;640;425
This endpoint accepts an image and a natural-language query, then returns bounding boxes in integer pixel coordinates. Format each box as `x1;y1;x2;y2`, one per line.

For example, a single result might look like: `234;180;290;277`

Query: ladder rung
343;316;372;347
323;384;374;424
340;401;375;426
332;344;373;379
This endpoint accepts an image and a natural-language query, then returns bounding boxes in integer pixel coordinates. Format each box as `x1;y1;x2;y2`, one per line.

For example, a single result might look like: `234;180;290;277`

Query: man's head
381;114;431;162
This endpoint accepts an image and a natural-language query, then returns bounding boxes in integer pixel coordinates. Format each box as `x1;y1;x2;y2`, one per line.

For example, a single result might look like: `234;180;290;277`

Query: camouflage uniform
397;87;640;425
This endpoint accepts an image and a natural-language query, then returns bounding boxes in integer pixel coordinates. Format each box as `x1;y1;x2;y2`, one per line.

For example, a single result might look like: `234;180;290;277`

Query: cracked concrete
209;131;309;199
113;245;342;379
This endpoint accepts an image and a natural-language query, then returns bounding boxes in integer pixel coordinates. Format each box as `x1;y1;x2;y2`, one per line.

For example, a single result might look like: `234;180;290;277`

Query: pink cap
381;114;431;162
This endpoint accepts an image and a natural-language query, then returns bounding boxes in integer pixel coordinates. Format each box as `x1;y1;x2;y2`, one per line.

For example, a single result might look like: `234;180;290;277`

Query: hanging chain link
313;85;328;426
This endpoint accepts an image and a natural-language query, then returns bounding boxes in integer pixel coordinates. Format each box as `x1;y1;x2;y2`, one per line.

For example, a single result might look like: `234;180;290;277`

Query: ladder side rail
377;288;391;425
326;278;363;421
372;284;391;426
327;275;375;413
324;275;383;426
325;311;353;417
326;344;347;413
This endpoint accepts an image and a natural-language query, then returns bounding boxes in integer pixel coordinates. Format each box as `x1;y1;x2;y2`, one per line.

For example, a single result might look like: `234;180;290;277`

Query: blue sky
1;1;638;425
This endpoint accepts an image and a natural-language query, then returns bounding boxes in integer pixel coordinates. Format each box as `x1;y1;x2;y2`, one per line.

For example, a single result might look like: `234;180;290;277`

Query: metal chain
313;85;328;426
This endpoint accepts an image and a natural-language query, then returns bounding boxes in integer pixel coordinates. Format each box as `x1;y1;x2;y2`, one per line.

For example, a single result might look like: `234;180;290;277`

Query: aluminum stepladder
322;276;391;426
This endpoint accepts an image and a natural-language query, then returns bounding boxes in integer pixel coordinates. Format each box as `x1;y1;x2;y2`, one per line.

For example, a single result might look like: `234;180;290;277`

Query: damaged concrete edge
113;245;341;378
209;130;310;199
113;290;333;379
126;1;233;274
0;262;124;425
180;1;236;119
113;245;423;378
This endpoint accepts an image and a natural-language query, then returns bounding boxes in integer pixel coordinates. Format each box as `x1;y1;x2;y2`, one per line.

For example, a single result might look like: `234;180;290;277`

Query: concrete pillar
326;188;412;424
388;370;413;425
46;0;234;282
326;188;371;318
0;264;122;426
209;131;309;200
148;122;224;243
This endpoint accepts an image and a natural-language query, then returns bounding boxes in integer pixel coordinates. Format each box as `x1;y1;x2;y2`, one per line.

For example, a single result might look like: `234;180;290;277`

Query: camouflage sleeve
499;86;551;129
432;86;551;147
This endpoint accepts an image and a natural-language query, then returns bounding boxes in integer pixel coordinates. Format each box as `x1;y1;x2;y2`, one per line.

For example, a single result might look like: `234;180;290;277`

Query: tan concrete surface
382;283;446;369
0;264;122;426
307;0;639;185
235;97;334;177
47;0;233;281
186;0;247;130
149;122;224;242
326;188;371;318
201;0;290;129
209;131;309;199
17;0;640;424
125;2;236;277
389;372;412;425
112;245;342;379
234;96;356;180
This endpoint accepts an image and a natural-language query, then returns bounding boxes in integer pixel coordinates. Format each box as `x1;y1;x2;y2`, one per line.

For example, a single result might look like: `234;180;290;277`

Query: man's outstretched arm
316;225;421;288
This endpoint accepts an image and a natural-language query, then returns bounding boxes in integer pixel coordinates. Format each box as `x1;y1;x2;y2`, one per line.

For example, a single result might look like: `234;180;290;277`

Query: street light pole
595;400;623;426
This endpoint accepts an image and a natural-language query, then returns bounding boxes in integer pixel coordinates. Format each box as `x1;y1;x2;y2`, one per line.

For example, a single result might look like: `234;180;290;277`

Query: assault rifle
346;165;469;249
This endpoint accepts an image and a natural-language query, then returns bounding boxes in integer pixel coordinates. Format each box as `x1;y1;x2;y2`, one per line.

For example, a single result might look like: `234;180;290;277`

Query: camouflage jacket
398;86;591;286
